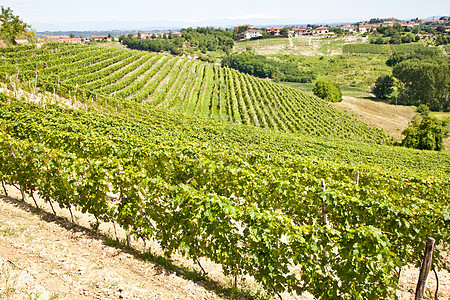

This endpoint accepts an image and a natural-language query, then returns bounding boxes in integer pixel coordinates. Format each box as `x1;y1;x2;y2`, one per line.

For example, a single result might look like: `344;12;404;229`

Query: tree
416;104;430;117
0;6;30;45
393;59;450;111
401;115;449;151
373;75;395;100
312;81;342;102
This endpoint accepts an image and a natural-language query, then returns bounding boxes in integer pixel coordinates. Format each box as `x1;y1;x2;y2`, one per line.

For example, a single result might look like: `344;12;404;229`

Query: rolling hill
0;43;449;299
1;43;390;144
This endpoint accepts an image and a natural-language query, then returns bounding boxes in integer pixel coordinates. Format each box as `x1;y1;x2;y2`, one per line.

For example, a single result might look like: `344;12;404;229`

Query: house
88;36;110;42
243;29;262;39
235;24;253;30
446;26;450;32
45;35;82;44
293;26;310;37
266;27;284;36
358;24;379;33
341;25;355;32
140;34;154;39
314;26;330;34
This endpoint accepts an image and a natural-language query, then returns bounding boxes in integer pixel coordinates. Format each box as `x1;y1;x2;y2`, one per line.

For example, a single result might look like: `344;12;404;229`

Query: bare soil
0;187;224;300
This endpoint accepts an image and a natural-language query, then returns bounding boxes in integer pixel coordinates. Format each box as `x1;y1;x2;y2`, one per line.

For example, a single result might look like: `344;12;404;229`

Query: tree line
373;48;449;112
118;27;235;56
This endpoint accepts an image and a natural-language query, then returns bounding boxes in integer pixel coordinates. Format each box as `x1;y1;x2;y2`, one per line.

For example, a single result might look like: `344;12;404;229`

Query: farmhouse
243;29;262;39
293;26;310;36
266;27;284;36
45;35;83;43
341;25;355;32
313;26;330;34
88;35;111;42
358;24;379;33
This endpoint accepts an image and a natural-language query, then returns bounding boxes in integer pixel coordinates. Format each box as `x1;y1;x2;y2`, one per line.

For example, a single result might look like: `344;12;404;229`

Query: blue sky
2;0;449;31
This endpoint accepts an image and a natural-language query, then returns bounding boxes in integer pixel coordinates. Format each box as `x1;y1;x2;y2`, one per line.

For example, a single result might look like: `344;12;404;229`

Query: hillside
0;89;449;299
0;43;390;144
0;188;221;300
1;40;449;299
332;96;450;149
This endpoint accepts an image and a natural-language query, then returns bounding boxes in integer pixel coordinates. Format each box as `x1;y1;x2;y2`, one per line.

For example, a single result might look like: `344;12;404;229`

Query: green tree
393;59;450;111
416;104;430;117
373;75;395;100
280;27;290;37
0;6;31;45
401;115;449;151
312;81;342;102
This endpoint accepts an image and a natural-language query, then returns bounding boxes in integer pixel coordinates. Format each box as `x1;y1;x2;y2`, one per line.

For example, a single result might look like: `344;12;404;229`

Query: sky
2;0;449;31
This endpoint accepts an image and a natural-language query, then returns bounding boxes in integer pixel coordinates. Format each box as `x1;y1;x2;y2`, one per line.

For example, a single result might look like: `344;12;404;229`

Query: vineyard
0;43;390;144
0;42;449;299
342;42;437;55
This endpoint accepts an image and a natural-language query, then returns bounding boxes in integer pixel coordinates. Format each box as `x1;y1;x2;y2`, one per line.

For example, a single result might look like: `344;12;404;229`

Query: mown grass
272;53;390;89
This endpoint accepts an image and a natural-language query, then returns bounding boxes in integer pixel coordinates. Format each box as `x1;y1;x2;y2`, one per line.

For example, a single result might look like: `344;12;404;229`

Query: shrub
312;81;342;102
401;115;449;151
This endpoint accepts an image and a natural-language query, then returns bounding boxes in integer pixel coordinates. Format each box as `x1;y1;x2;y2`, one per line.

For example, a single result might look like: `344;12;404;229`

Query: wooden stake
112;221;119;242
126;232;131;247
415;237;435;300
320;178;327;225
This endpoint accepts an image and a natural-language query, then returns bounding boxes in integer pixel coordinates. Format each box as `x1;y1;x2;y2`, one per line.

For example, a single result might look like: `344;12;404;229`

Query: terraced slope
1;43;390;144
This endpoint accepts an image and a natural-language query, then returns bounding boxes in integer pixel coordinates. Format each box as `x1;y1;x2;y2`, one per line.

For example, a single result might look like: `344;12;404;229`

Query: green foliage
386;46;443;67
1;43;388;142
0;6;30;46
416;104;430;117
119;27;235;55
343;43;389;54
312;81;342;102
222;51;316;83
402;115;449;151
369;24;419;45
393;59;450;111
373;75;395;100
0;97;448;299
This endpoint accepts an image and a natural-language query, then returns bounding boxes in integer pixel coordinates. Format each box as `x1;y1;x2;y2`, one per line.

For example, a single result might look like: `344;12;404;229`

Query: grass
272;53;391;89
91;41;126;50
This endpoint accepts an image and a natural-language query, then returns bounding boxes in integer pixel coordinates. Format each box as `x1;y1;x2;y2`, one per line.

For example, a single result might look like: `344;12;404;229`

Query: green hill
1;43;390;144
0;92;448;299
1;43;449;299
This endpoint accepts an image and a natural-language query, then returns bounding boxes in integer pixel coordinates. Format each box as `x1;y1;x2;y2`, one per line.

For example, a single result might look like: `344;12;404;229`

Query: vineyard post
126;232;131;248
320;178;327;225
415;237;435;300
356;171;359;186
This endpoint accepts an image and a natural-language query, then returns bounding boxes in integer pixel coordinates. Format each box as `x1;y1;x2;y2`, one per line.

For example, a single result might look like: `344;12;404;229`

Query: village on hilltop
39;16;450;43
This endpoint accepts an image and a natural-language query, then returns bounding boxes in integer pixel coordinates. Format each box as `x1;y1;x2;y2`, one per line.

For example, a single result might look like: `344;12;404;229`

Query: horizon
2;0;449;32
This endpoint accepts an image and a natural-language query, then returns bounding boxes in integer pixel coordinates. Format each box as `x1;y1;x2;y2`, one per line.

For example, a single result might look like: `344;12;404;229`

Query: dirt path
333;96;450;149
